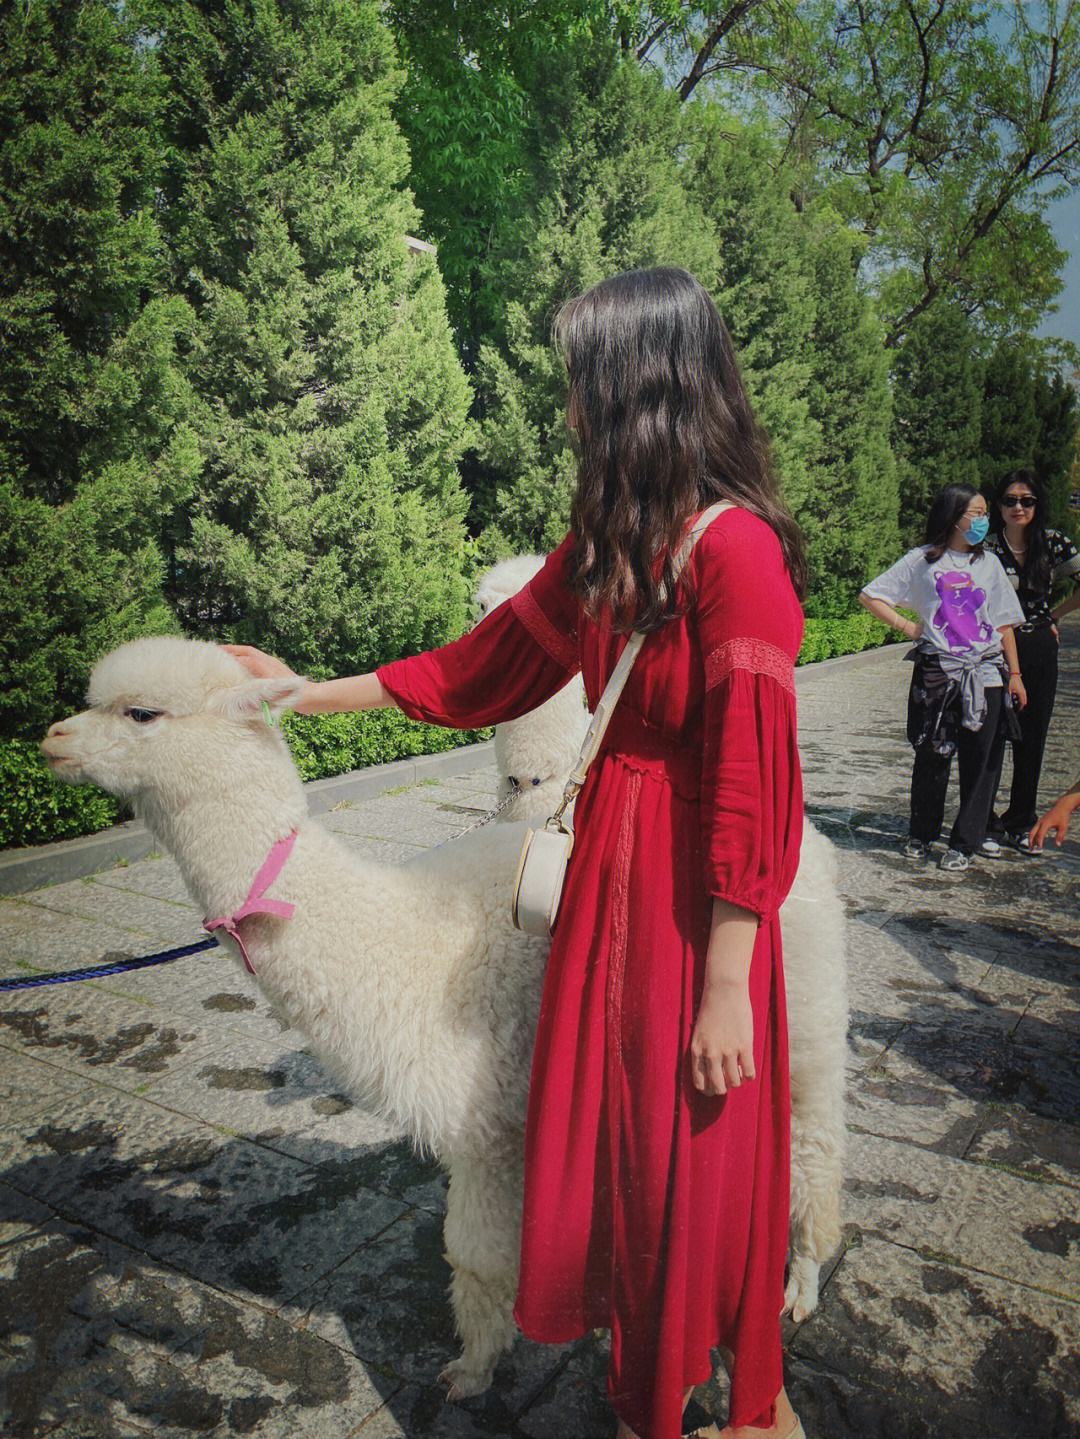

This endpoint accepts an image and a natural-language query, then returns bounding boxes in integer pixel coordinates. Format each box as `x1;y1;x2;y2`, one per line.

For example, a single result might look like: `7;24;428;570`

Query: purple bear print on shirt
932;572;994;653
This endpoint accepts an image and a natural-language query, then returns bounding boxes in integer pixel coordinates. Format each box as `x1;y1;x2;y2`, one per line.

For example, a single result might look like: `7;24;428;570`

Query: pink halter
203;831;297;976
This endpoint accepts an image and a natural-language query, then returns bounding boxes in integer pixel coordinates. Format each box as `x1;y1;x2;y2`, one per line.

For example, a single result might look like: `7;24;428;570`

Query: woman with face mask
984;470;1080;852
858;485;1027;872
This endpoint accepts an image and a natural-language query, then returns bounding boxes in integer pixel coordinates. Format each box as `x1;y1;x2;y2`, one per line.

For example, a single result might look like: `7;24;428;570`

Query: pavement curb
0;740;495;897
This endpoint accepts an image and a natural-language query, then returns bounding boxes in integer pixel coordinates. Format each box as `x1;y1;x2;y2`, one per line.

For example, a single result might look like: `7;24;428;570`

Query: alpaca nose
41;719;73;758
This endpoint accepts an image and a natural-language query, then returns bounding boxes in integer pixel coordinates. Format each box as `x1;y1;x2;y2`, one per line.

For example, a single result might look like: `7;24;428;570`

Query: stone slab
787;1235;1080;1439
0;983;218;1096
1;1224;394;1439
843;1130;1079;1299
0;1086;406;1308
143;1033;405;1164
290;1206;574;1425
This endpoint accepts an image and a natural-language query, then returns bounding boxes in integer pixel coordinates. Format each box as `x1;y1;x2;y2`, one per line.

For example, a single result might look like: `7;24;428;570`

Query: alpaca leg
786;1091;845;1321
439;1148;523;1400
783;838;847;1324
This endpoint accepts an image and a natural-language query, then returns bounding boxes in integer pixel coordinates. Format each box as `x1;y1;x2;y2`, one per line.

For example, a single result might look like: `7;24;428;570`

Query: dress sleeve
376;535;581;729
696;513;804;921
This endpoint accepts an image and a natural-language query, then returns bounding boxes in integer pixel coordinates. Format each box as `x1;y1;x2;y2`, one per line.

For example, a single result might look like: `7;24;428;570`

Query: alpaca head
473;555;546;621
41;636;308;811
473;557;588;820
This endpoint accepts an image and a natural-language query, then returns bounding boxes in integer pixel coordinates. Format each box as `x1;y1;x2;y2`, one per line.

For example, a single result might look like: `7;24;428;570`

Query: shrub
1;716;492;850
798;612;898;666
0;740;120;849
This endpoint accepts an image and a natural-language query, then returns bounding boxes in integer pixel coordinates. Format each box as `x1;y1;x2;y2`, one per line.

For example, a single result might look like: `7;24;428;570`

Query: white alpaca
475;557;847;1319
44;638;542;1398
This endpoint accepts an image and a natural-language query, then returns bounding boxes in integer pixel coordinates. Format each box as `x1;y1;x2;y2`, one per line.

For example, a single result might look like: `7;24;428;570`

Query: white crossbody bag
511;501;734;936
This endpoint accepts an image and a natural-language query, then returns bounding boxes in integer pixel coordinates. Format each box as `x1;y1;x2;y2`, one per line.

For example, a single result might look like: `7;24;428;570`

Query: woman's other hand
1008;673;1027;710
690;980;756;1096
1030;784;1080;849
221;644;300;682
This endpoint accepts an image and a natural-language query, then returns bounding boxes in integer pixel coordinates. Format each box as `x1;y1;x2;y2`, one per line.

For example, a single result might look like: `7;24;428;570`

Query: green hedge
797;612;900;665
0;739;122;850
1;713;492;851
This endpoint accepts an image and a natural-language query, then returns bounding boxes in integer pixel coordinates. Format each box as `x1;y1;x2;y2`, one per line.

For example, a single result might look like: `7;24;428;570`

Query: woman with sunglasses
859;485;1026;872
984;470;1080;852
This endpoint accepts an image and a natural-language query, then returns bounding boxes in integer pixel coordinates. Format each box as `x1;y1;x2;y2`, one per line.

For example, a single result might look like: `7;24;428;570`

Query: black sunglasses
1001;495;1036;510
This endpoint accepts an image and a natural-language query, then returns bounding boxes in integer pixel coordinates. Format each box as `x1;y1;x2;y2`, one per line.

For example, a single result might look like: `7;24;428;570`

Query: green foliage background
2;0;1078;847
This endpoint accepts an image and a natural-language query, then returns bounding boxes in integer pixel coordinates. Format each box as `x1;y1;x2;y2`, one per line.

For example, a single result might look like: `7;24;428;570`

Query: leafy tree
890;303;984;544
0;1;196;737
146;0;474;676
472;47;719;552
685;110;898;610
686;0;1079;345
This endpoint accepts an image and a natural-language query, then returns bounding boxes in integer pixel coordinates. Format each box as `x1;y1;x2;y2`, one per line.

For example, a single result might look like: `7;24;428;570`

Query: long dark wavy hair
923;484;987;563
554;267;807;632
989;469;1051;595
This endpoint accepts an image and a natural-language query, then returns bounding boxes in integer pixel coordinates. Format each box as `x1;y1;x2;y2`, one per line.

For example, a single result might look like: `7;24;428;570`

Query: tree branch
677;1;766;101
637;19;671;63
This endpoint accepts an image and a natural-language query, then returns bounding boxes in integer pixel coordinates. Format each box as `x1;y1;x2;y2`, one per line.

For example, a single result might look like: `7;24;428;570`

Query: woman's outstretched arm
221;646;393;714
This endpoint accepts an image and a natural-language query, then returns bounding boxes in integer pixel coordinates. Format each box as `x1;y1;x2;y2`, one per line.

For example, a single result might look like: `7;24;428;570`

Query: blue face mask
963;516;989;544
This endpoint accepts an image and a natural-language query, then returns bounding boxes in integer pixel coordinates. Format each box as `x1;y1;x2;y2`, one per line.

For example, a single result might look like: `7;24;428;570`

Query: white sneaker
979;837;1002;857
939;848;971;872
903;838;932;860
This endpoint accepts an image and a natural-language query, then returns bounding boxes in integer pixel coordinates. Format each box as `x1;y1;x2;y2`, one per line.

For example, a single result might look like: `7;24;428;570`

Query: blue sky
1039;187;1079;349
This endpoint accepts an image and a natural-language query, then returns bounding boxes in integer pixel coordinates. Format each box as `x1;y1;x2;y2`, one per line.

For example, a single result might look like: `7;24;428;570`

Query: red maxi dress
377;508;804;1439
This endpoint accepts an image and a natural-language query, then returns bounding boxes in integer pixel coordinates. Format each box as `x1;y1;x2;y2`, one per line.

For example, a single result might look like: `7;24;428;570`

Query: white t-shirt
863;546;1025;677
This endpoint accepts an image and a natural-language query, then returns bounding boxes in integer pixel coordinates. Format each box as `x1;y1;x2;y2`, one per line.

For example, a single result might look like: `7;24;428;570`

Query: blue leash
0;937;221;993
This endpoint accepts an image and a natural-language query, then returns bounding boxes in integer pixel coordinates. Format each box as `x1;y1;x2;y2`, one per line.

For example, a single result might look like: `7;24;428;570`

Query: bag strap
547;500;734;832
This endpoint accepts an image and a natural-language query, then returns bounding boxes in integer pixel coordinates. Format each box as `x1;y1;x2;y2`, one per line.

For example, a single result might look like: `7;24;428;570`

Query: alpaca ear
211;676;308;724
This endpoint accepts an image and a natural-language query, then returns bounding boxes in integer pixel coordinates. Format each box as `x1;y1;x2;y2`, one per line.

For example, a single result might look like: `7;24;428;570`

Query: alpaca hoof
783;1255;821;1322
438;1358;494;1401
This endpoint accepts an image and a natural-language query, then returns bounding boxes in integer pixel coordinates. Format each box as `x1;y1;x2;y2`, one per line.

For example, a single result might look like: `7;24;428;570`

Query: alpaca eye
126;708;161;724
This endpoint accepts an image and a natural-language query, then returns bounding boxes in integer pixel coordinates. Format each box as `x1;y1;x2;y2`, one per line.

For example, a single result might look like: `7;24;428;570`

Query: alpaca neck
138;767;308;919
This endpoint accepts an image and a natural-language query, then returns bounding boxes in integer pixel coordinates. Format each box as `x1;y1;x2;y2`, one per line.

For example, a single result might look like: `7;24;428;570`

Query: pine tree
473;47;719;553
802;212;898;613
149;0;474;676
682;112;819;525
1032;368;1078;532
890;303;983;545
0;1;196;737
978;340;1039;492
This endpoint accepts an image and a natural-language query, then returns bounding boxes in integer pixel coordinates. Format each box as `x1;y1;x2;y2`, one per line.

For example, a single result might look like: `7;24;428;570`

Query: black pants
909;686;1005;854
990;625;1059;835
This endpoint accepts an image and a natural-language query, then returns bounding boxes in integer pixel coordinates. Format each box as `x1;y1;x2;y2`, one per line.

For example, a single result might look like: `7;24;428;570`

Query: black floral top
984;528;1080;626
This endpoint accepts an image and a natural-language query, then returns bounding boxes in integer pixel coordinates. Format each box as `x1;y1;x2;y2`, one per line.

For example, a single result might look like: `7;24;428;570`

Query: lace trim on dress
705;637;795;697
511;584;580;672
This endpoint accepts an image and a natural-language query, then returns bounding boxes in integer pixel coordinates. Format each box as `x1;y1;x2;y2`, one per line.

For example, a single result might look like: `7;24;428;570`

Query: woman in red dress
227;267;808;1439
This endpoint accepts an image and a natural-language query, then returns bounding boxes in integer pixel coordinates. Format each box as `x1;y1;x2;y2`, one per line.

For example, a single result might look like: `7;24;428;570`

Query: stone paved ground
1;633;1078;1439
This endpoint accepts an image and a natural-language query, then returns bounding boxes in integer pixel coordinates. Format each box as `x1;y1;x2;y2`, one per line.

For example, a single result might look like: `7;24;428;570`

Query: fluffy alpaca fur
474;559;847;1320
